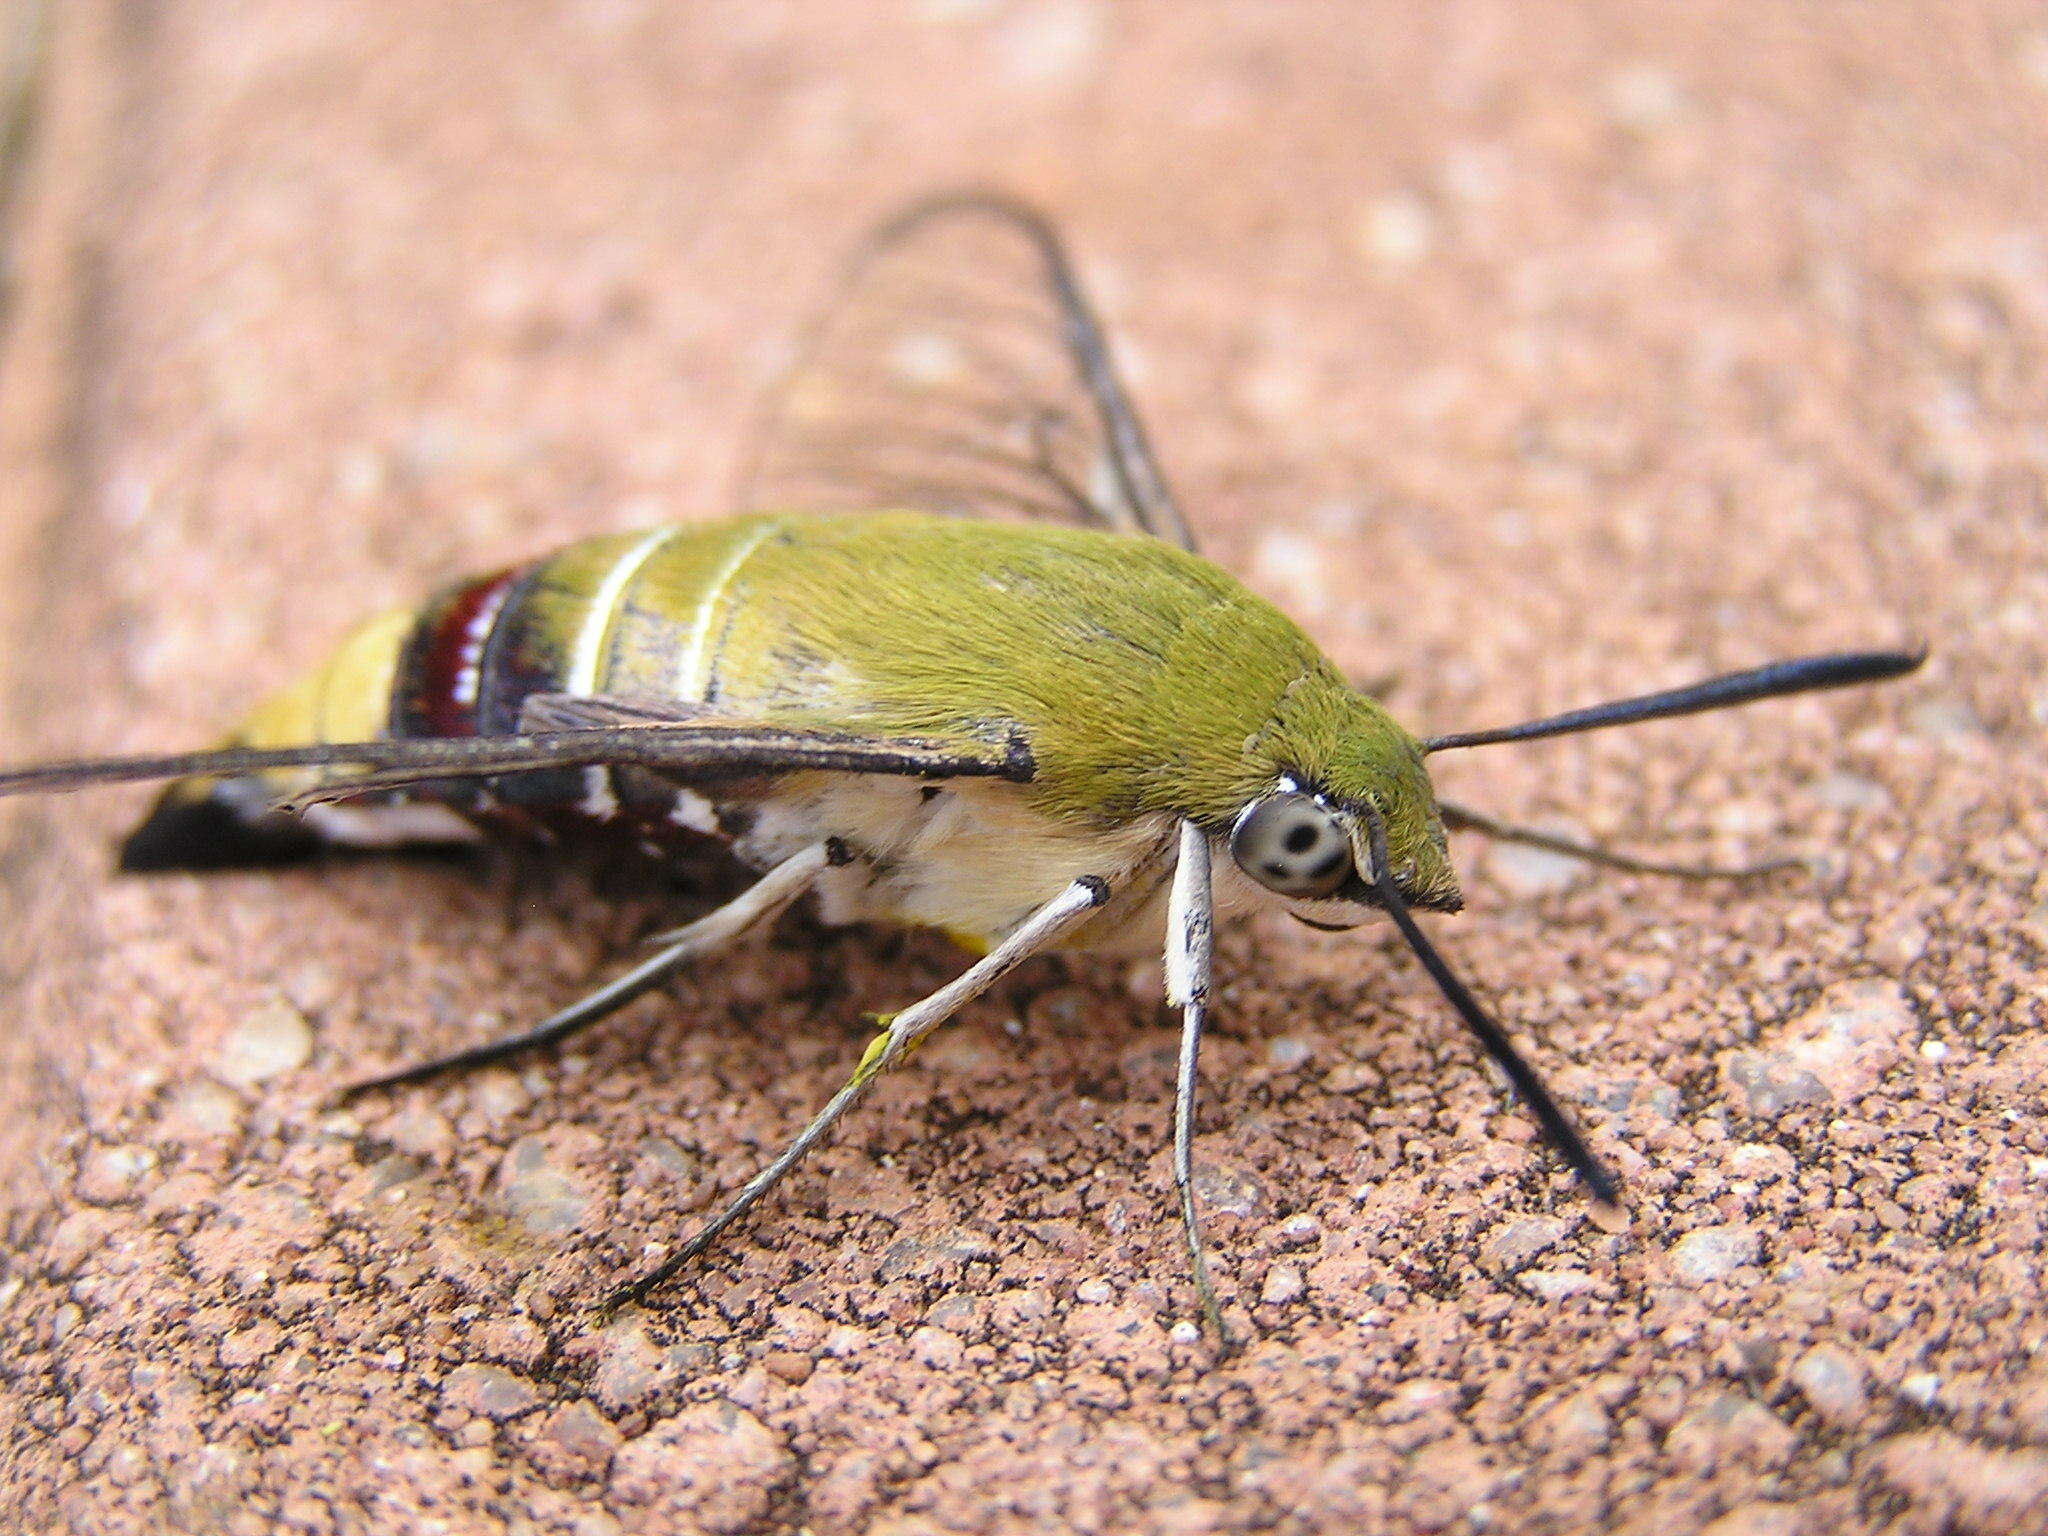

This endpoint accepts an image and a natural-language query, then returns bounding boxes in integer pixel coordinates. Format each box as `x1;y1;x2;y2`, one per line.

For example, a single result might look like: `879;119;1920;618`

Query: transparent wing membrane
737;193;1196;552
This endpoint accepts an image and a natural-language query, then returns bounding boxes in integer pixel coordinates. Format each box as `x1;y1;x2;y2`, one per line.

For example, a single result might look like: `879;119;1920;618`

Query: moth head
1233;675;1461;925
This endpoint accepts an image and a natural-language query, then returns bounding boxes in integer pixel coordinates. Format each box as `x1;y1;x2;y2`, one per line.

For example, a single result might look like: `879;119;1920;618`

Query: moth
0;196;1919;1335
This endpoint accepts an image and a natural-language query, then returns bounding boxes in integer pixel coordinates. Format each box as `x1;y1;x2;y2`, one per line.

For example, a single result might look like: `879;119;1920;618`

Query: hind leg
1440;799;1801;881
339;842;831;1096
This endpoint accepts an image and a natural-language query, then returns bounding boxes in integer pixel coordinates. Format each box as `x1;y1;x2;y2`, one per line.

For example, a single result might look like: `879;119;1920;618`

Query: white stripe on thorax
675;520;776;703
565;526;682;696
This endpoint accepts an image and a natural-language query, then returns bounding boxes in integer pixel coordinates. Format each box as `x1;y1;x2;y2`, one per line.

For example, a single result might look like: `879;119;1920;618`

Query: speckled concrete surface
1;3;2044;1533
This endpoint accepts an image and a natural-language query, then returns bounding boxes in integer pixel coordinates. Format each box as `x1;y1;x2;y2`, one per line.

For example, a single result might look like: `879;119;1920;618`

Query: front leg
609;873;1113;1307
1164;819;1228;1345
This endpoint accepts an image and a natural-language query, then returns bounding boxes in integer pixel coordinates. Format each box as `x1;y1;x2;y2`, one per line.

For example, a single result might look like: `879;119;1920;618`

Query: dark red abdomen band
391;567;528;739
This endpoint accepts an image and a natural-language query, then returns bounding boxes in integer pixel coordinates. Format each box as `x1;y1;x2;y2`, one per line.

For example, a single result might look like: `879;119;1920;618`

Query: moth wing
514;692;715;732
736;193;1196;553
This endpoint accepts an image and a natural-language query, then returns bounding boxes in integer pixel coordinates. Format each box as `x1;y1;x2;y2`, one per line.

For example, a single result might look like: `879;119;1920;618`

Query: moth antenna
0;724;1034;802
0;743;418;797
1363;813;1621;1208
0;739;591;798
1420;649;1924;754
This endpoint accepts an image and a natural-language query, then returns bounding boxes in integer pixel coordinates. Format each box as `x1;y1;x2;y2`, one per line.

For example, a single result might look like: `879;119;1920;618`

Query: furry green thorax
706;513;1461;911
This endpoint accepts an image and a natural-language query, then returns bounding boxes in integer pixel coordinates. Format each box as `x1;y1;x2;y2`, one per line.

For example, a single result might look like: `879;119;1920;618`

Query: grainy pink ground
1;4;2045;1533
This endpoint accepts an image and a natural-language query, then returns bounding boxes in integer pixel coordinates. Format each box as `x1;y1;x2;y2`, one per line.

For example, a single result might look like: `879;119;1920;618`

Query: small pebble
386;1103;455;1159
1261;1264;1305;1305
77;1145;156;1203
1122;960;1163;1002
1485;1216;1567;1269
442;1363;543;1421
631;1136;695;1182
911;1326;964;1371
1723;1053;1827;1116
1519;1268;1595;1302
159;1081;244;1139
1381;1378;1459;1422
2022;28;2048;91
468;1071;529;1122
281;961;342;1016
1700;1502;1802;1536
1487;840;1585;898
1191;1164;1265;1217
526;1400;622;1482
1727;1143;1796;1181
497;1137;589;1238
1668;1224;1760;1284
1907;695;1984;740
821;1325;867;1358
1265;1037;1312;1071
1278;1214;1320;1245
472;1317;547;1370
608;1402;791;1528
762;1350;813;1386
887;329;964;388
213;999;313;1088
591;1323;675;1414
1789;1345;1868;1425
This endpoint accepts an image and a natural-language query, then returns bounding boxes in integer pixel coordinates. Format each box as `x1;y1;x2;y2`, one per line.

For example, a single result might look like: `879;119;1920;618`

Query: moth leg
608;873;1112;1308
1165;820;1229;1348
338;843;831;1098
1439;799;1802;881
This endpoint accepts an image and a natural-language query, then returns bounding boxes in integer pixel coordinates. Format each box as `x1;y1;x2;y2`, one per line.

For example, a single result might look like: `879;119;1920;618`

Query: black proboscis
1364;814;1621;1208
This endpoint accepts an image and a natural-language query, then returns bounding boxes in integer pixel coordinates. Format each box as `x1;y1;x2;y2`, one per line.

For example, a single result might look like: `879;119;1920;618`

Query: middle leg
608;872;1113;1307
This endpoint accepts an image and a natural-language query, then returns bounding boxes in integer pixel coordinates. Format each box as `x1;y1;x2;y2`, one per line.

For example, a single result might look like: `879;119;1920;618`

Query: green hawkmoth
0;196;1919;1337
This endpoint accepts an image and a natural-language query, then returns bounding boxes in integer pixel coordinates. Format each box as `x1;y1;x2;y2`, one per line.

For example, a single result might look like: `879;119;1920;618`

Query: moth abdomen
119;527;708;867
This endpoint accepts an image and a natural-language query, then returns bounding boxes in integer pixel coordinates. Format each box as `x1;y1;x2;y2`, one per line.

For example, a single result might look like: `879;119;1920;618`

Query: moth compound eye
1229;793;1352;898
